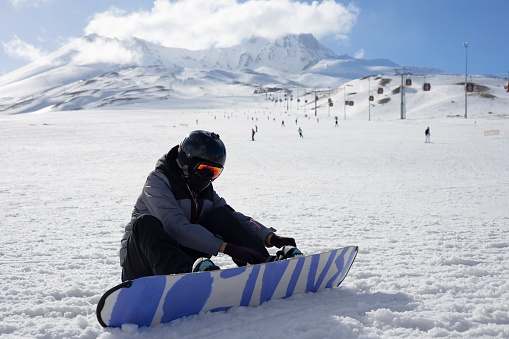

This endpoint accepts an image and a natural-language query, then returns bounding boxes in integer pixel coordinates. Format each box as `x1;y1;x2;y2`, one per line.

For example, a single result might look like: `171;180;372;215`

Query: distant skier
281;120;285;127
252;128;256;141
425;127;430;143
295;118;298;125
298;127;303;138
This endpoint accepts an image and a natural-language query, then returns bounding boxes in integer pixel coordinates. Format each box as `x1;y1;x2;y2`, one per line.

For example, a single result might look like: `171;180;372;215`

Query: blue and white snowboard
97;246;358;328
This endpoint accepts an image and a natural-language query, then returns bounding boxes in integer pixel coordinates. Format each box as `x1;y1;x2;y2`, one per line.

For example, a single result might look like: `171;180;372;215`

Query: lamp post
463;42;468;119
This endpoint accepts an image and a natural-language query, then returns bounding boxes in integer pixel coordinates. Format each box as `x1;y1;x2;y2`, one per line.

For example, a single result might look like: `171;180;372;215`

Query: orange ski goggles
195;163;223;181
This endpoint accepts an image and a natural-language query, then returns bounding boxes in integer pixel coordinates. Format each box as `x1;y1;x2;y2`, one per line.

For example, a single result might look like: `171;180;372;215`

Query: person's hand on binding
267;234;296;248
222;242;266;265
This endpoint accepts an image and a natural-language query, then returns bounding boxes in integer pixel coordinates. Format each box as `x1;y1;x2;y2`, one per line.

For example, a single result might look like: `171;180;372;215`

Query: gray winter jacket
119;147;275;266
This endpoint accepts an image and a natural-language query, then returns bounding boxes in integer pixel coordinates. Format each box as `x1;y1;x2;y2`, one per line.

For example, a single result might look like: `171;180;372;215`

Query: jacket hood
155;145;181;180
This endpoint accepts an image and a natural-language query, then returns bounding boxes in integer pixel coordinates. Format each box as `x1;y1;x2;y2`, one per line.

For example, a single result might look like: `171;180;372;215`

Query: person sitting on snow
119;130;300;281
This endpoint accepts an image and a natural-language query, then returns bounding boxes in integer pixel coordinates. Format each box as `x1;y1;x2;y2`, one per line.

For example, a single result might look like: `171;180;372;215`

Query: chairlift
297;98;300;102
315;96;318;102
423;83;431;91
466;83;474;93
377;88;384;94
329;102;333;107
369;95;374;101
405;78;412;86
305;99;308;103
349;101;354;106
345;100;349;105
328;98;332;103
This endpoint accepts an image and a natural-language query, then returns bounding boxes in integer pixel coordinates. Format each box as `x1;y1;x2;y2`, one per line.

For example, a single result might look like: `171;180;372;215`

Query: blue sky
1;0;508;77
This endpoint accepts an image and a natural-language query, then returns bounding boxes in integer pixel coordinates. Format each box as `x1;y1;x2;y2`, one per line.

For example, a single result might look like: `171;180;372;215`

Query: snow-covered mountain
0;33;372;84
0;33;449;115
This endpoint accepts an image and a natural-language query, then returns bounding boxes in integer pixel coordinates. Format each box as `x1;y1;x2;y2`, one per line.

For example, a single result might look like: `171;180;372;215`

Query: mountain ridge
0;33;449;114
0;33;443;87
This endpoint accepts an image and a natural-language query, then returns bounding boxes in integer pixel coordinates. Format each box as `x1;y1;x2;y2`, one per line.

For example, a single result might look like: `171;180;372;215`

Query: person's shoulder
147;170;171;185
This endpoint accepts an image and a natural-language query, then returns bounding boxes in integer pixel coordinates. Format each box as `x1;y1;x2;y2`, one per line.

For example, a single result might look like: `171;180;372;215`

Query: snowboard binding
266;246;304;262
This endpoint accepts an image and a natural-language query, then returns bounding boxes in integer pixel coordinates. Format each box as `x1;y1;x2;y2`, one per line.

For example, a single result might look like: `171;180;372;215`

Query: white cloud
9;0;51;8
84;0;359;50
354;48;364;59
71;37;142;66
2;36;47;62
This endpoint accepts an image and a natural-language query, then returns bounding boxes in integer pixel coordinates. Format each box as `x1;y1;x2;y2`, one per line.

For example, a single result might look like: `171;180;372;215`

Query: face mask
187;170;211;192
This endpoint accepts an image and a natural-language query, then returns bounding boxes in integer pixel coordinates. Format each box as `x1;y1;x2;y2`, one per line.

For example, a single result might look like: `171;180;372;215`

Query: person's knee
133;214;163;238
137;214;161;225
206;205;238;226
201;205;238;234
214;205;234;216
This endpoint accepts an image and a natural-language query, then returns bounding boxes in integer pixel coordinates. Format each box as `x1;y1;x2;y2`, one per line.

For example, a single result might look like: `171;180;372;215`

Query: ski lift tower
314;89;318;116
394;67;412;119
311;88;331;116
367;76;375;121
342;83;353;120
328;88;331;117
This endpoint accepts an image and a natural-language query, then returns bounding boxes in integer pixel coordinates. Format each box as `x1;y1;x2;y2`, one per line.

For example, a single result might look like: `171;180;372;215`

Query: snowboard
97;246;358;328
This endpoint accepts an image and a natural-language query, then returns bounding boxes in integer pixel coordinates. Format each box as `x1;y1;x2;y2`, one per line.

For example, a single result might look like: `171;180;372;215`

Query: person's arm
219;241;227;253
143;171;223;255
219;241;267;264
265;234;273;247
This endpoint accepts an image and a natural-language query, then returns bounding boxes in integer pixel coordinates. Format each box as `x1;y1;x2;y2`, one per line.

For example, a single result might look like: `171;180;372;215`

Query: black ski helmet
177;130;226;189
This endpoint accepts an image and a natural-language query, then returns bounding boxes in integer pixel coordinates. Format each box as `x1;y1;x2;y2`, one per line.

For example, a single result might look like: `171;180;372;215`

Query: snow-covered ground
1;86;508;338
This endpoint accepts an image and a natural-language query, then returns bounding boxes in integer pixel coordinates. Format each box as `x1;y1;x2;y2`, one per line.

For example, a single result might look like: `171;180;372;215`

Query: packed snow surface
1;86;508;338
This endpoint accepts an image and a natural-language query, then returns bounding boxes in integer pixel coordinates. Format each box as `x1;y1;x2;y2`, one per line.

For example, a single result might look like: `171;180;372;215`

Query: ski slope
0;86;508;338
